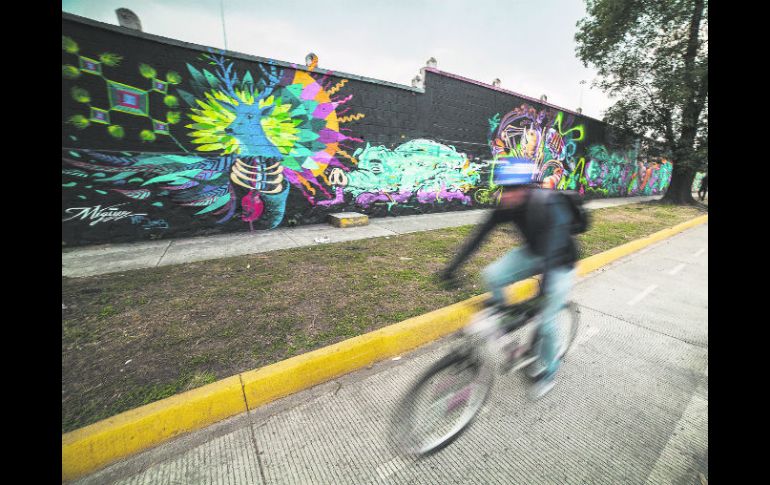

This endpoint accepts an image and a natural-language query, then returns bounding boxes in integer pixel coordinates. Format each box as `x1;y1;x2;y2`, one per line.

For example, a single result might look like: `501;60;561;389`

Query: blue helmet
492;157;539;187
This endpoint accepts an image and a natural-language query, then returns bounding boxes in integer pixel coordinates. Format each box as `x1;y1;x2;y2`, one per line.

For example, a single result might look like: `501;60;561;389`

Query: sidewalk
62;195;662;278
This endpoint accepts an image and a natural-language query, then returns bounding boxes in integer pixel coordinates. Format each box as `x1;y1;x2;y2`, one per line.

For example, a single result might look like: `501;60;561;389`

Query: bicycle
391;287;580;457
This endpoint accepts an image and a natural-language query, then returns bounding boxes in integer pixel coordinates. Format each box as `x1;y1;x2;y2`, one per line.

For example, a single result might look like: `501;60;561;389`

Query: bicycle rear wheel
392;346;494;457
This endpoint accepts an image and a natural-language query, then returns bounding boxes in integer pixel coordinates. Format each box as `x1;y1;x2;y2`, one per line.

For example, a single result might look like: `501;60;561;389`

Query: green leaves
70;87;90;103
575;0;707;179
166;111;182;124
62;65;80;80
140;130;157;142
164;95;179;108
62;36;79;54
166;71;182;84
108;125;125;139
99;52;123;67
139;63;157;79
67;115;90;129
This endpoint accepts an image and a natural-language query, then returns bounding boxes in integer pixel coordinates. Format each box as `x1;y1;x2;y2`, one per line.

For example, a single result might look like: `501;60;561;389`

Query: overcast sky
62;0;614;120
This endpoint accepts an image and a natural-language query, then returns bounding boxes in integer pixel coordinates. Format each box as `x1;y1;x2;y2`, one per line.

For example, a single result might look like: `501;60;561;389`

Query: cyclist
438;158;581;400
698;174;708;201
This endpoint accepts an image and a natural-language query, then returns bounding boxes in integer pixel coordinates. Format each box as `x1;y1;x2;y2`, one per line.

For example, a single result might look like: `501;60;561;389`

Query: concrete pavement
71;220;707;484
62;195;663;278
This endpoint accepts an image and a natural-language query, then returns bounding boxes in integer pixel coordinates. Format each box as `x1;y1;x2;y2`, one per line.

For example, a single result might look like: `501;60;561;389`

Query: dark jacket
445;189;578;282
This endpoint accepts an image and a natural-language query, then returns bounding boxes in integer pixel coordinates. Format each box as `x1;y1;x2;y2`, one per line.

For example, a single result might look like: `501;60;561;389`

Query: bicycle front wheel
392;346;494;457
554;301;580;360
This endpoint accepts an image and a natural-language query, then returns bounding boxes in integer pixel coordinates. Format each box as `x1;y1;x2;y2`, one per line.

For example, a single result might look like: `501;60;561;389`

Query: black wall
62;14;663;247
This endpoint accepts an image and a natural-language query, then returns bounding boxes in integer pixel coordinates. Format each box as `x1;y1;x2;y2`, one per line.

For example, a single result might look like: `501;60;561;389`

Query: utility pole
220;0;228;51
578;80;587;112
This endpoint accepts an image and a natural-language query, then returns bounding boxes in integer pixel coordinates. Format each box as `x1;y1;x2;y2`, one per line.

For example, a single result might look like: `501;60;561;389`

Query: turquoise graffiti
318;139;486;209
584;145;672;196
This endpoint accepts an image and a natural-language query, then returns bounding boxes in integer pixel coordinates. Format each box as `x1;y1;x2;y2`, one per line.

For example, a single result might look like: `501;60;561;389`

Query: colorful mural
63;38;366;231
692;172;706;192
62;36;186;148
62;18;674;246
481;105;586;202
583;145;672;197
318;139;486;209
483;104;672;199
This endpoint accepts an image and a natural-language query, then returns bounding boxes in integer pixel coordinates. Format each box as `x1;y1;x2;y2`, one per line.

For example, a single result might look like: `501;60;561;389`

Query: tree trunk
661;161;697;204
660;0;705;206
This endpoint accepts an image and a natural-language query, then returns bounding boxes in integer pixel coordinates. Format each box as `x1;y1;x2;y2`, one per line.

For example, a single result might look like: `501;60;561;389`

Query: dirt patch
62;202;706;433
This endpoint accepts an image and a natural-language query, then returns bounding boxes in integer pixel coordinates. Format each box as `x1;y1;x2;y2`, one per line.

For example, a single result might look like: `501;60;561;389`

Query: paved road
74;221;707;485
62;195;663;278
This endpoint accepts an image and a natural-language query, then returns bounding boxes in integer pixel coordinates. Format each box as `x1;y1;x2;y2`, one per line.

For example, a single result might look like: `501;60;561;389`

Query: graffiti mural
62;15;674;246
483;105;586;201
583;145;672;197
692;172;706;192
63;38;366;232
318;139;486;209
62;36;186;149
483;104;672;199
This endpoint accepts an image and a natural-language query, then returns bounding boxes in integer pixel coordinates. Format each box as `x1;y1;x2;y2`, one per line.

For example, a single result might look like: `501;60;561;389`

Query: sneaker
500;341;527;374
527;375;555;400
525;358;547;380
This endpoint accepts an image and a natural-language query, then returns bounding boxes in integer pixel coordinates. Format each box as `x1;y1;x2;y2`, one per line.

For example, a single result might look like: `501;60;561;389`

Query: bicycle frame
462;294;546;342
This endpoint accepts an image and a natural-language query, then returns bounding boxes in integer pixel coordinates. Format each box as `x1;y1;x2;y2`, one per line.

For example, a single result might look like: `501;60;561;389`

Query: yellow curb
62;375;245;481
575;214;708;277
62;213;707;481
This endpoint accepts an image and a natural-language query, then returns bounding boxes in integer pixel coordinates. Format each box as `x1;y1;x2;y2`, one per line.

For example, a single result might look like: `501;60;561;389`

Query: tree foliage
575;0;707;203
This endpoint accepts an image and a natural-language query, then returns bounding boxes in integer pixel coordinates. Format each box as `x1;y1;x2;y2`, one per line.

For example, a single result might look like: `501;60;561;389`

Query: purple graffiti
416;187;471;205
355;191;412;208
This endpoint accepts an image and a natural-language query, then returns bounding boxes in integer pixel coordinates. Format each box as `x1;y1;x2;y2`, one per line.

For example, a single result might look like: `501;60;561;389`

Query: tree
575;0;708;203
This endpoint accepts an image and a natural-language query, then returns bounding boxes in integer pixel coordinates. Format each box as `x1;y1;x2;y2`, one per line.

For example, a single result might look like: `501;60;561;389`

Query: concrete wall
62;14;671;246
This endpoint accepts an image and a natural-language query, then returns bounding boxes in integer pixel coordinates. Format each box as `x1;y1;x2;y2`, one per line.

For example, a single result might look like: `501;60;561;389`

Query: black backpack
558;190;590;234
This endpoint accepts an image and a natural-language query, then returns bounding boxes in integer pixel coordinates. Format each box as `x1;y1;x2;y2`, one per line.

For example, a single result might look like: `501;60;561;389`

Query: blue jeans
482;246;575;379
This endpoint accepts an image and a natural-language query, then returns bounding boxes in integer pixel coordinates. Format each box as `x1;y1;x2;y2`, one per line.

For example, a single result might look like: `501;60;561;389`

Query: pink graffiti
241;191;264;231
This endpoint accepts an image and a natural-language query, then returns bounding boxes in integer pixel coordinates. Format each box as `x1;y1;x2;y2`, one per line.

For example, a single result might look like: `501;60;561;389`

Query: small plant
99;305;117;318
184;371;217;391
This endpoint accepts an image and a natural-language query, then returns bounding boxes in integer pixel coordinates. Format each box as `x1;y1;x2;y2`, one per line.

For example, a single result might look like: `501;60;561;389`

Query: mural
480;105;586;202
63;36;366;231
318;139;486;210
692;172;706;192
62;19;674;246
583;145;672;197
482;104;672;200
